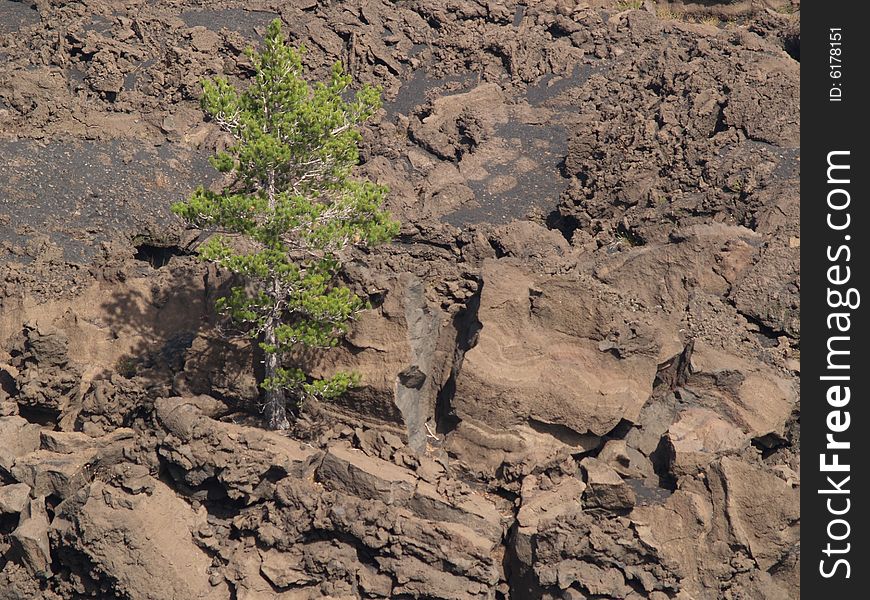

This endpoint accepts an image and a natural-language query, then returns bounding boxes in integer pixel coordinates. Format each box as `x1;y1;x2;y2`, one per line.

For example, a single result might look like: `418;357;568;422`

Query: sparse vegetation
172;19;399;429
115;355;139;379
616;0;645;10
726;176;746;194
656;6;682;22
699;15;721;27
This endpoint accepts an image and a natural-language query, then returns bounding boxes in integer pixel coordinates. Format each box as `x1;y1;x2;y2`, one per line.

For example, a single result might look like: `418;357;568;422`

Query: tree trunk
263;320;290;430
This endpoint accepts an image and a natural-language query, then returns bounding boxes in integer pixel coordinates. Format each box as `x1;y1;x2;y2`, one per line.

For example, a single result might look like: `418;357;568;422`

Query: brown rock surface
304;272;455;450
580;457;636;511
663;407;749;478
453;259;675;439
0;0;800;597
51;478;229;600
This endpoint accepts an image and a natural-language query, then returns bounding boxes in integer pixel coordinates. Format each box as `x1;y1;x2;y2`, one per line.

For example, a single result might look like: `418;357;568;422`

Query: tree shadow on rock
83;258;260;432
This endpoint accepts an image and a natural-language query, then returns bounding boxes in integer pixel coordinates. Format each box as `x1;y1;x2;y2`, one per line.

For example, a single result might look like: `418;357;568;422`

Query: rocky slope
1;0;800;598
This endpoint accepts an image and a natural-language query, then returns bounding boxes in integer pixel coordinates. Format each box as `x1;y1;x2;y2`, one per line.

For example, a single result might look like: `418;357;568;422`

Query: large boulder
452;259;679;439
11;497;52;577
51;477;229;600
0;416;41;471
684;340;796;441
663;407;750;479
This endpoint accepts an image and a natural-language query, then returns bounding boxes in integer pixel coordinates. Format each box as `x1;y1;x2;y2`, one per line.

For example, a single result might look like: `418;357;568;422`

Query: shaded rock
305;273;454;451
52;478;229;600
11;497;52;577
155;396;320;503
176;334;259;406
10;447;99;499
580;457;636;511
0;483;31;515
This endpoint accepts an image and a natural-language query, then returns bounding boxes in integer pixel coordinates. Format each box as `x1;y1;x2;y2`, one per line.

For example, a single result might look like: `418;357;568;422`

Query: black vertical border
802;2;867;596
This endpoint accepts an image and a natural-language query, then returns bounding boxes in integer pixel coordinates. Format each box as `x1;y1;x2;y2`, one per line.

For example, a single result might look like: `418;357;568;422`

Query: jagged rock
380;554;495;600
730;237;800;337
445;419;601;484
0;483;31;515
554;561;631;597
318;444;504;543
513;475;586;576
266;474;504;598
155;396;320;503
580;457;636;512
0;416;41;471
6;322;81;417
76;374;150;435
39;427;133;454
10;447;99;499
258;547;318;589
7;425;138;501
11;497;52;577
223;545;319;600
684;340;796;439
663;407;749;478
51;477;229;600
510;509;681;598
304;273;454;451
517;475;585;531
21;321;69;367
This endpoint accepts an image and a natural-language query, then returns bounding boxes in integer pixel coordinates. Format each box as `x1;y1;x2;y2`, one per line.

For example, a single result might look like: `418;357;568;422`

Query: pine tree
172;19;398;430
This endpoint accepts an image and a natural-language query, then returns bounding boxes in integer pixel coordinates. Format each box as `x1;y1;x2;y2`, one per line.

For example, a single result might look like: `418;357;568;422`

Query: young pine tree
172;19;398;430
